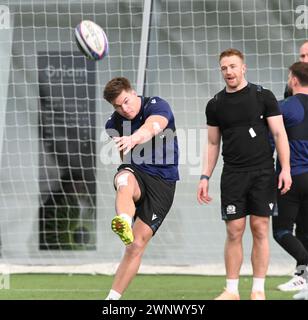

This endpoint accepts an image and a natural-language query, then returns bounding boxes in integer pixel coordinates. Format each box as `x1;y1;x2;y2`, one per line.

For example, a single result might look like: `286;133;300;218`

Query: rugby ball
75;20;109;60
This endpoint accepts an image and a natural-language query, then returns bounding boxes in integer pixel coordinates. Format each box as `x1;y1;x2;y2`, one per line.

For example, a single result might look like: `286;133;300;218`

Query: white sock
226;279;239;294
105;289;122;300
252;277;265;292
119;213;132;226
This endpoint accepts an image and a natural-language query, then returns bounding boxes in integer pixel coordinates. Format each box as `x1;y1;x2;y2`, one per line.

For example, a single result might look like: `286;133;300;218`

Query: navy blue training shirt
105;96;179;181
278;94;308;176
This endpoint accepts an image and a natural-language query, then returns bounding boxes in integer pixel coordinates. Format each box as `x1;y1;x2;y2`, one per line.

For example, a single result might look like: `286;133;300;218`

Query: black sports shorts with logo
114;164;176;235
220;168;277;221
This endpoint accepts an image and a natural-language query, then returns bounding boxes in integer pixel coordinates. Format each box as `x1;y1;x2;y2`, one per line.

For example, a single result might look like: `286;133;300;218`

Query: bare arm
267;115;292;194
201;126;221;177
197;126;221;204
114;115;168;155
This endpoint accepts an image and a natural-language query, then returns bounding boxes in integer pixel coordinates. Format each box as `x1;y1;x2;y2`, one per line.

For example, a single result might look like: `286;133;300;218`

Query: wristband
200;174;210;181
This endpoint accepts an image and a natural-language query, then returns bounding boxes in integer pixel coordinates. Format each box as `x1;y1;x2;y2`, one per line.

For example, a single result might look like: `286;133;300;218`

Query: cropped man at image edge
103;77;179;300
273;62;308;301
197;48;292;300
277;41;308;295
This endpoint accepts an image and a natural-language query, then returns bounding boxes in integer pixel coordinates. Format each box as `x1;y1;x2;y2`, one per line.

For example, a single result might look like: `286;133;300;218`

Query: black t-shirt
206;83;281;171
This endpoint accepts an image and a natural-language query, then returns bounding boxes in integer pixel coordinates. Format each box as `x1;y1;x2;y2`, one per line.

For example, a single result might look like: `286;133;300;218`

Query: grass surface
0;274;296;300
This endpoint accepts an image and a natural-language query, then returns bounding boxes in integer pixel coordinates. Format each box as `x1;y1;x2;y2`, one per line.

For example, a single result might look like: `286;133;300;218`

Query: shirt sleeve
144;97;173;122
279;96;305;128
262;89;281;117
205;98;219;126
105;114;120;138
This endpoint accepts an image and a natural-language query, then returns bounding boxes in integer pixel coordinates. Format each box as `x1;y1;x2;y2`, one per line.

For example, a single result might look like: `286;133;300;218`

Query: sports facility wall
0;0;307;275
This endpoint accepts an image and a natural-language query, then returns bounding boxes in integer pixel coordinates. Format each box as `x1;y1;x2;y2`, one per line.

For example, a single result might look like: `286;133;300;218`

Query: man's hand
197;179;212;204
113;135;139;155
278;169;292;195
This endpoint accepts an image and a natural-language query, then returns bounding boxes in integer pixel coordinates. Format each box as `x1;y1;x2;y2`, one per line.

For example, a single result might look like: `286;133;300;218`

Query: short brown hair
300;40;308;48
103;77;133;103
219;48;244;62
289;62;308;86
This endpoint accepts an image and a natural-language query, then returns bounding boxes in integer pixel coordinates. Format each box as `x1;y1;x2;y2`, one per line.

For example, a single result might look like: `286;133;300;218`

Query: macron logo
151;99;156;104
152;213;157;221
269;203;274;210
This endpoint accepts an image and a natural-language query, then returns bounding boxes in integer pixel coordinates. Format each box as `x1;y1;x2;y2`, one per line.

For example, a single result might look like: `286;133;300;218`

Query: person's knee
226;223;245;242
115;172;135;198
125;239;147;258
115;171;141;201
251;219;269;240
115;172;131;190
273;228;292;244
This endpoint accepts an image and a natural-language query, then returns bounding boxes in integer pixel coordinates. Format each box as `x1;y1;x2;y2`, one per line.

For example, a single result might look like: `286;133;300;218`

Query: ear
131;90;137;96
242;63;247;74
292;75;299;87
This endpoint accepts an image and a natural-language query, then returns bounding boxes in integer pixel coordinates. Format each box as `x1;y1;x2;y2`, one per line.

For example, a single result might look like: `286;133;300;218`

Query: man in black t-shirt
197;48;292;300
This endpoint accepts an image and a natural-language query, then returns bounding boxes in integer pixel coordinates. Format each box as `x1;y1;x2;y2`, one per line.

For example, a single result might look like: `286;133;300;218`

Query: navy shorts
114;164;176;235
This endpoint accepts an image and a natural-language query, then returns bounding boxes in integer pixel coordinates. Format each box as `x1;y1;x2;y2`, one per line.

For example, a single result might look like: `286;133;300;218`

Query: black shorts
114;164;176;235
220;168;276;221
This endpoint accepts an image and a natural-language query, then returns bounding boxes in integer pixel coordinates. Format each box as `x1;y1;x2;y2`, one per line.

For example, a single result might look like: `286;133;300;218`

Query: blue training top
278;94;308;176
105;96;179;182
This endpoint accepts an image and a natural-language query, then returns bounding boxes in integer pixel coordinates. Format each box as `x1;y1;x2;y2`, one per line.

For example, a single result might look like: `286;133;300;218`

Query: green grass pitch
0;274;296;300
